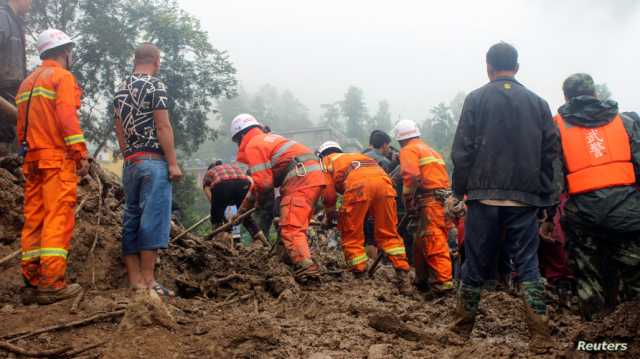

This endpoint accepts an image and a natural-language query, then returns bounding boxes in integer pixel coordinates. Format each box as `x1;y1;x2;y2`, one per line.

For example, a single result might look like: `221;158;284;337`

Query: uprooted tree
27;0;238;156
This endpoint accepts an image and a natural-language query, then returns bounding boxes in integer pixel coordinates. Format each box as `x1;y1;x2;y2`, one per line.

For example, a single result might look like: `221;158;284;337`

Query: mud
0;156;637;358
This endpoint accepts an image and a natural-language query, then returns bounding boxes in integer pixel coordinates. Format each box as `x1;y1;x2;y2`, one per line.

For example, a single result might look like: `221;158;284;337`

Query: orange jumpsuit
399;138;452;285
322;153;409;272
236;127;325;265
15;60;88;290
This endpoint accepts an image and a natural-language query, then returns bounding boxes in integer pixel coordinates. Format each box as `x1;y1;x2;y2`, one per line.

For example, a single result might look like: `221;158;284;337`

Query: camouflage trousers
562;217;640;320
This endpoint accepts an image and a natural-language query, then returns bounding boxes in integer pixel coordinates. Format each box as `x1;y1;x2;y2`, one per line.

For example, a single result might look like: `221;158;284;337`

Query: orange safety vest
399;138;449;194
555;114;635;194
322;152;386;194
15;60;87;161
236;127;323;193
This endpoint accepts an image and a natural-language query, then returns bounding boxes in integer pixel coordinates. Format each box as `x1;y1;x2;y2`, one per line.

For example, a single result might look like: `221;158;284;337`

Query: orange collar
236;127;264;163
41;59;64;69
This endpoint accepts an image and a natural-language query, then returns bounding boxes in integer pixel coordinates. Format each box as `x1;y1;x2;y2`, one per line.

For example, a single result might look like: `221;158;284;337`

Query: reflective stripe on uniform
272;141;297;163
21;247;68;260
384;246;406;256
21;248;41;261
249;162;272;174
16;87;57;104
419;157;445;166
40;248;69;259
64;134;85;145
351;253;368;266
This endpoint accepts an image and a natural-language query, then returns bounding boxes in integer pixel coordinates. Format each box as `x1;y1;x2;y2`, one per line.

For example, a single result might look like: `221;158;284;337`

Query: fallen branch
89;173;103;288
61;340;109;358
0;340;70;357
75;196;90;216
3;310;125;342
70;289;85;314
368;314;442;346
212;293;253;310
0;250;20;267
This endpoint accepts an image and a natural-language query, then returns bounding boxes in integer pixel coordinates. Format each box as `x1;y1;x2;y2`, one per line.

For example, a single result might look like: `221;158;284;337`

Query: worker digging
0;2;639;356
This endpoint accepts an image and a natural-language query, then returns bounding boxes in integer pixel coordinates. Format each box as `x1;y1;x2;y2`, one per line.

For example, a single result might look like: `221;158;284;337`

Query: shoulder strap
21;69;46;147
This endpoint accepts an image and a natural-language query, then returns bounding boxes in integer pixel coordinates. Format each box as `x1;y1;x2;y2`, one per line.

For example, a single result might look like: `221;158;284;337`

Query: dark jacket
0;4;26;91
362;147;396;173
451;76;558;207
557;96;640;233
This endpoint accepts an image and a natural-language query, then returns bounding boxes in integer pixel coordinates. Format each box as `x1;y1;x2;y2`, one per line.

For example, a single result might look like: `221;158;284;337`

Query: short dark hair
486;42;518;71
134;43;160;65
207;160;223;170
369;130;391;149
40;43;73;60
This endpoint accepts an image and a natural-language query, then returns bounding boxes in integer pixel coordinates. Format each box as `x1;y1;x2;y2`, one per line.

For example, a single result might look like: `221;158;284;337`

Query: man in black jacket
0;0;30;155
543;73;640;321
449;42;558;350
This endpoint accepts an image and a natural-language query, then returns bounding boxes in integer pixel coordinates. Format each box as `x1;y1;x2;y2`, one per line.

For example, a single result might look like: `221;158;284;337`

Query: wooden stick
209;208;257;238
61;340;109;358
70;289;85;314
89;173;103;288
3;310;125;342
0;250;20;267
0;96;17;124
171;214;212;243
0;341;70;357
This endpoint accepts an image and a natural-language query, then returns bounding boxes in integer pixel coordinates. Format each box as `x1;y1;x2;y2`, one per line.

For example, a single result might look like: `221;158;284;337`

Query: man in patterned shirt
113;43;182;297
202;160;266;246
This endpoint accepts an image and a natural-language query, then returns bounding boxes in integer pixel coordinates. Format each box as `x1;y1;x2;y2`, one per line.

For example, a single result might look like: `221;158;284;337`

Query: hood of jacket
558;95;619;128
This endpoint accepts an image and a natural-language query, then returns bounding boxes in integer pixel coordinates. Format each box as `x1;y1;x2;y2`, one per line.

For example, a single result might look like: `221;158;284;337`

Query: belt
276;153;321;187
418;188;451;202
124;153;165;166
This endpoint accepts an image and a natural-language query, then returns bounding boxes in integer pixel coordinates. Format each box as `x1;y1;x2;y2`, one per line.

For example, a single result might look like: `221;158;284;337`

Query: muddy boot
21;287;38;305
448;284;480;340
37;283;82;305
432;281;455;295
394;269;413;296
293;260;321;285
521;281;553;353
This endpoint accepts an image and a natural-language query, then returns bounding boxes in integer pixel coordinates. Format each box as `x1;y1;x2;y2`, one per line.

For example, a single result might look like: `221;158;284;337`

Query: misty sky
180;0;639;123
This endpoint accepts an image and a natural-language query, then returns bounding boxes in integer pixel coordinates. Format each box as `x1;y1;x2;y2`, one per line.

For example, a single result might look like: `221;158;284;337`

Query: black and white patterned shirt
113;73;169;158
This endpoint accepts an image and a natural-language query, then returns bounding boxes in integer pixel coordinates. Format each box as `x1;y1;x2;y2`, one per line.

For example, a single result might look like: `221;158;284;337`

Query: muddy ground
0;156;637;358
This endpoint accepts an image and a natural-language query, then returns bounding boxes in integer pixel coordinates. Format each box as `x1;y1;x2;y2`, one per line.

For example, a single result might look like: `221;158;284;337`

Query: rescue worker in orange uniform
540;73;640;320
231;114;325;282
16;29;89;305
393;119;454;294
317;141;411;293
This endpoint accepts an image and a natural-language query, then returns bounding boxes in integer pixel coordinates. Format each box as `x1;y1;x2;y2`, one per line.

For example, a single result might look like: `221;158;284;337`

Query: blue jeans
122;159;172;255
461;201;541;288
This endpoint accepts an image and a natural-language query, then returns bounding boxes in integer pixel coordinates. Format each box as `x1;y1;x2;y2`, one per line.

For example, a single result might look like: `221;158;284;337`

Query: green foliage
193;84;313;162
422;92;466;173
171;171;211;232
321;102;343;131
340;86;369;143
371;100;392;132
28;0;238;156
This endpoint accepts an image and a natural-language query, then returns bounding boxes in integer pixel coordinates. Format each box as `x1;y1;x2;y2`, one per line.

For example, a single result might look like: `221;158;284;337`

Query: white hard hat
317;141;343;157
392;119;421;141
36;29;74;57
230;114;261;139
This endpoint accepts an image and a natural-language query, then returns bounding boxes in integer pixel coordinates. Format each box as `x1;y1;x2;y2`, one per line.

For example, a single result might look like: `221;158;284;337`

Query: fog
180;0;640;121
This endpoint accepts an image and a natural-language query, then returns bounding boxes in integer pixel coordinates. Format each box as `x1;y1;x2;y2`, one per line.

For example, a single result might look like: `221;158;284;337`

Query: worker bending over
231;114;325;283
202;160;267;246
393;119;453;294
317;141;411;294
